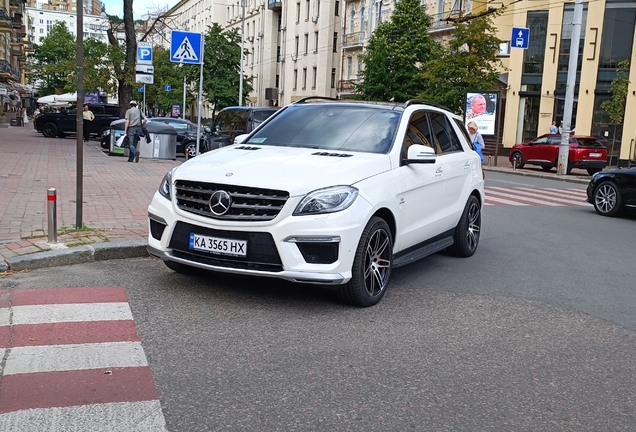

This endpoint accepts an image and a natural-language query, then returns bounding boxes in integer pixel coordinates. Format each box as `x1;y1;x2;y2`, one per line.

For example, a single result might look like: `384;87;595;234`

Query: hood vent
312;152;353;158
235;146;261;151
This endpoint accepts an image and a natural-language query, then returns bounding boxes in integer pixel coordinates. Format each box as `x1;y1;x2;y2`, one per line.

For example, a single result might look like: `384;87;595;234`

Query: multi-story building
26;0;101;16
496;0;636;166
26;6;109;44
1;0;30;94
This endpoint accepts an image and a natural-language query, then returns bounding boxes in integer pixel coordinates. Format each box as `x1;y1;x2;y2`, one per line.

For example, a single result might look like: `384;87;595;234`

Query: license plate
589;152;601;157
189;233;247;257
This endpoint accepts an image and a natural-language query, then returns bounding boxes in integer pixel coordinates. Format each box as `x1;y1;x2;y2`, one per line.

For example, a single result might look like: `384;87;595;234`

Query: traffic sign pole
143;84;146;115
196;41;204;156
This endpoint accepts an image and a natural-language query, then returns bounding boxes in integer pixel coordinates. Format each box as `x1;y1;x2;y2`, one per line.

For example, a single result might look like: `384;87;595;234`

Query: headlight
158;169;173;200
293;186;358;216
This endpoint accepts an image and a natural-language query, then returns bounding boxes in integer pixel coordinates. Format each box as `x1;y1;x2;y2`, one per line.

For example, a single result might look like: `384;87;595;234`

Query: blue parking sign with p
137;42;153;64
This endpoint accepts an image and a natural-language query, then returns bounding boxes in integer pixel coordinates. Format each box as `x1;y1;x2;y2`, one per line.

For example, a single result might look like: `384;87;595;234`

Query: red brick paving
0;125;181;262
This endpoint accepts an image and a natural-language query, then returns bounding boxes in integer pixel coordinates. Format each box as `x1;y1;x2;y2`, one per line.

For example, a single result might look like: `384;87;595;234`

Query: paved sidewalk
0;125;180;271
0;125;592;272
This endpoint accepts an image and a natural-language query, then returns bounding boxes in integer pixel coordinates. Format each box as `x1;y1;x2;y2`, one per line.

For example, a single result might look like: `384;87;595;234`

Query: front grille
175;180;289;221
296;242;339;264
169;221;283;272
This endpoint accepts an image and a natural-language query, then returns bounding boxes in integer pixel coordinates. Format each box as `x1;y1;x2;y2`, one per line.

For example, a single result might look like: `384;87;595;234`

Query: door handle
435;167;443;177
464;161;471;169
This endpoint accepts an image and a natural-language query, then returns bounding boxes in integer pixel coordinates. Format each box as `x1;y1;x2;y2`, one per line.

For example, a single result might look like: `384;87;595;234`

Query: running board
393;237;454;268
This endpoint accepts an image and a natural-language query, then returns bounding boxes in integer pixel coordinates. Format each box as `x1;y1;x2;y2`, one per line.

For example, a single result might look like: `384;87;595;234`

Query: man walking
124;100;146;163
82;104;94;142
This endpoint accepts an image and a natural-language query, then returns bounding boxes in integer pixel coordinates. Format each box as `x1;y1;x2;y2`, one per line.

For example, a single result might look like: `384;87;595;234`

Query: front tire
511;152;525;169
338;217;393;307
593;181;622;217
447;195;481;257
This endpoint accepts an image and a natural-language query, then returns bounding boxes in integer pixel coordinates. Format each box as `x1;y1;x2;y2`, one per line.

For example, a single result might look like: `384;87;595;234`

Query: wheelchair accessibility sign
170;31;203;64
511;27;530;50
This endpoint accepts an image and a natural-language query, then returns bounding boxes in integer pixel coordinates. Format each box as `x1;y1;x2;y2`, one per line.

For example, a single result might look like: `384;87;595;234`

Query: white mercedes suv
147;98;485;306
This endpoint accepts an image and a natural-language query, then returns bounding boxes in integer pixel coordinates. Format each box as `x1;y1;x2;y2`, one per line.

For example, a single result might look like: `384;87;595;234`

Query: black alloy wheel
447;195;481;257
593;181;622;217
338;217;393;307
42;122;58;138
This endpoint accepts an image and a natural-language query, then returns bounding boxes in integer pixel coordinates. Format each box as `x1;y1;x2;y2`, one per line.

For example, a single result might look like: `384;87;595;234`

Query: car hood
173;145;392;196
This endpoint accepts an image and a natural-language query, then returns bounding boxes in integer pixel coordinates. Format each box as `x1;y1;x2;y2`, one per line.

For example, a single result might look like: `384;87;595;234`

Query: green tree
186;23;253;117
419;13;504;113
355;0;440;102
30;22;76;95
600;59;630;164
106;0;137;117
144;47;197;115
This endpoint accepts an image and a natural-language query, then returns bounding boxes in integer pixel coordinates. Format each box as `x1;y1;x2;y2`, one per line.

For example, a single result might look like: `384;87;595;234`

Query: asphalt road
1;172;635;431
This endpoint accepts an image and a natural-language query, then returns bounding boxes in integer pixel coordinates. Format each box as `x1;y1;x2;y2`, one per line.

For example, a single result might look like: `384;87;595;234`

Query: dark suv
34;103;121;139
204;106;279;151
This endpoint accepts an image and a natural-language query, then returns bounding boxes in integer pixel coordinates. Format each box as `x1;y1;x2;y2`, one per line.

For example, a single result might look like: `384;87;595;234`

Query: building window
314;31;319;53
333;32;338;52
331;68;336;88
347;57;352;80
335;0;339;16
296;3;301;22
304;33;309;55
357;58;362;77
302;67;307;89
317;0;321;17
498;41;511;57
306;0;310;20
277;45;281;61
312;66;317;89
350;8;355;33
295;36;299;56
294;69;298;90
276;74;280;88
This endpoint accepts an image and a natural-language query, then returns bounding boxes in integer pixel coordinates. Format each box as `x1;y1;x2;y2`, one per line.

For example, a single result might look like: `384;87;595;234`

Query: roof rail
293;96;341;104
403;99;453;112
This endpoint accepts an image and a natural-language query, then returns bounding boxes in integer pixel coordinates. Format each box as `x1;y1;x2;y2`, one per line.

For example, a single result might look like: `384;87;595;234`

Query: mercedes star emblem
209;190;232;216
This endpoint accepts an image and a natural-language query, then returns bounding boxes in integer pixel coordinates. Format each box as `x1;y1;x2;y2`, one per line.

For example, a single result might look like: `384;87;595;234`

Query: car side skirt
393;229;454;268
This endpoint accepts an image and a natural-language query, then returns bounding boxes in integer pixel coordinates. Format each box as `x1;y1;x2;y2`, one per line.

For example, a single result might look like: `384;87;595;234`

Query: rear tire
164;260;200;274
447;195;481;257
337;217;393;307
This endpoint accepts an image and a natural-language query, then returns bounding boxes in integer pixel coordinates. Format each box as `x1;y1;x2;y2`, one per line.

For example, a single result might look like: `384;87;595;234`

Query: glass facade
592;0;636;165
519;11;549;142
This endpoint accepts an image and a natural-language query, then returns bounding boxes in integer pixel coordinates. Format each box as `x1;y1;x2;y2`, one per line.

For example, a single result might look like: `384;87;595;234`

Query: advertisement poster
465;92;498;136
171;104;181;118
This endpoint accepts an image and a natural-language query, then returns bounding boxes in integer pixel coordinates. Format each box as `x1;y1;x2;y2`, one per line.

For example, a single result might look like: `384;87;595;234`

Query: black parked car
586;167;636;216
147;118;205;156
34;103;121;139
204;106;280;150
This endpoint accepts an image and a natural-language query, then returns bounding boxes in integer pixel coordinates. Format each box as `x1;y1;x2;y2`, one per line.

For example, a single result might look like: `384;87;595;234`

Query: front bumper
147;189;374;285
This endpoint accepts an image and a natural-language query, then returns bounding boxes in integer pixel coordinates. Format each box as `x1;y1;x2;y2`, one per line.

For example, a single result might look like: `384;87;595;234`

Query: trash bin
108;119;128;157
138;122;177;160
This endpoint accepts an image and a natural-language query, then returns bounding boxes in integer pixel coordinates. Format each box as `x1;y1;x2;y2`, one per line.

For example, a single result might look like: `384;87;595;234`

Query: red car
509;134;608;175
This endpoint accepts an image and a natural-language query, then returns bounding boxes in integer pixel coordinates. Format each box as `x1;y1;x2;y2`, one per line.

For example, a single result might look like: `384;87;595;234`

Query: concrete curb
483;166;590;184
3;240;149;272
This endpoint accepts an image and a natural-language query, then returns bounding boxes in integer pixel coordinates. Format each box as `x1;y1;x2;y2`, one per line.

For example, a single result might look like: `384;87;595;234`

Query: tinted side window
104;106;119;115
91;106;105;115
429;112;462;154
453;118;473;150
547;137;560;145
534;137;548;144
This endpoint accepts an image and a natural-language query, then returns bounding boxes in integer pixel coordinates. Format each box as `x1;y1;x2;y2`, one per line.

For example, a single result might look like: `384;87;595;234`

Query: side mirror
233;134;249;145
403;144;436;165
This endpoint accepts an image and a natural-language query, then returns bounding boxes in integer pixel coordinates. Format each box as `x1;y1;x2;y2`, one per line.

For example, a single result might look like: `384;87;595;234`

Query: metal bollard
185;149;189;161
47;188;57;243
488;155;492;167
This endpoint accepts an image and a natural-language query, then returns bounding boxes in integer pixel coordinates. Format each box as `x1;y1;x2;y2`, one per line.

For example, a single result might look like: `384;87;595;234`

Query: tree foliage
355;0;439;102
601;60;630;125
30;22;115;96
419;13;504;113
143;47;198;114
186;23;253;116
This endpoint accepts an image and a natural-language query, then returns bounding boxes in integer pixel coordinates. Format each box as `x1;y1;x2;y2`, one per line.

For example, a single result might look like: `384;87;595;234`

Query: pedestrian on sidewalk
124;100;146;163
467;121;485;163
550;120;558;134
82;104;94;142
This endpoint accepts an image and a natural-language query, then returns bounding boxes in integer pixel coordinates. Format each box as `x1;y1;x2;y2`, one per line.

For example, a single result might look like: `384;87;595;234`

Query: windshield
214;110;248;133
245;105;400;154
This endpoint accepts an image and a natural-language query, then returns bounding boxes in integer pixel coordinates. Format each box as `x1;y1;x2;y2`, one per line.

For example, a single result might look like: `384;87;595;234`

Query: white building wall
27;7;109;44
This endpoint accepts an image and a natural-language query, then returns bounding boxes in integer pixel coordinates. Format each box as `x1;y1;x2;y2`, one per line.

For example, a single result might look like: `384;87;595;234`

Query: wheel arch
371;207;396;243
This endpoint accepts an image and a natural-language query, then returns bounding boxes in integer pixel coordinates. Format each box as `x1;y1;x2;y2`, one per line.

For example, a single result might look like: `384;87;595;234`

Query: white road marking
1;303;133;326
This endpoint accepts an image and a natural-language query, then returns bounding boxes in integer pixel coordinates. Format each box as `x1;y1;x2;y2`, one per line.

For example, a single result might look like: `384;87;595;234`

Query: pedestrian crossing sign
170;30;203;64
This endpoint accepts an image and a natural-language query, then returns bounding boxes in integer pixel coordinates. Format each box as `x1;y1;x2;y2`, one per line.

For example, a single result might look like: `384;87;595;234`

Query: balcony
0;8;13;30
428;12;454;33
342;31;365;49
337;79;359;94
268;0;282;12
